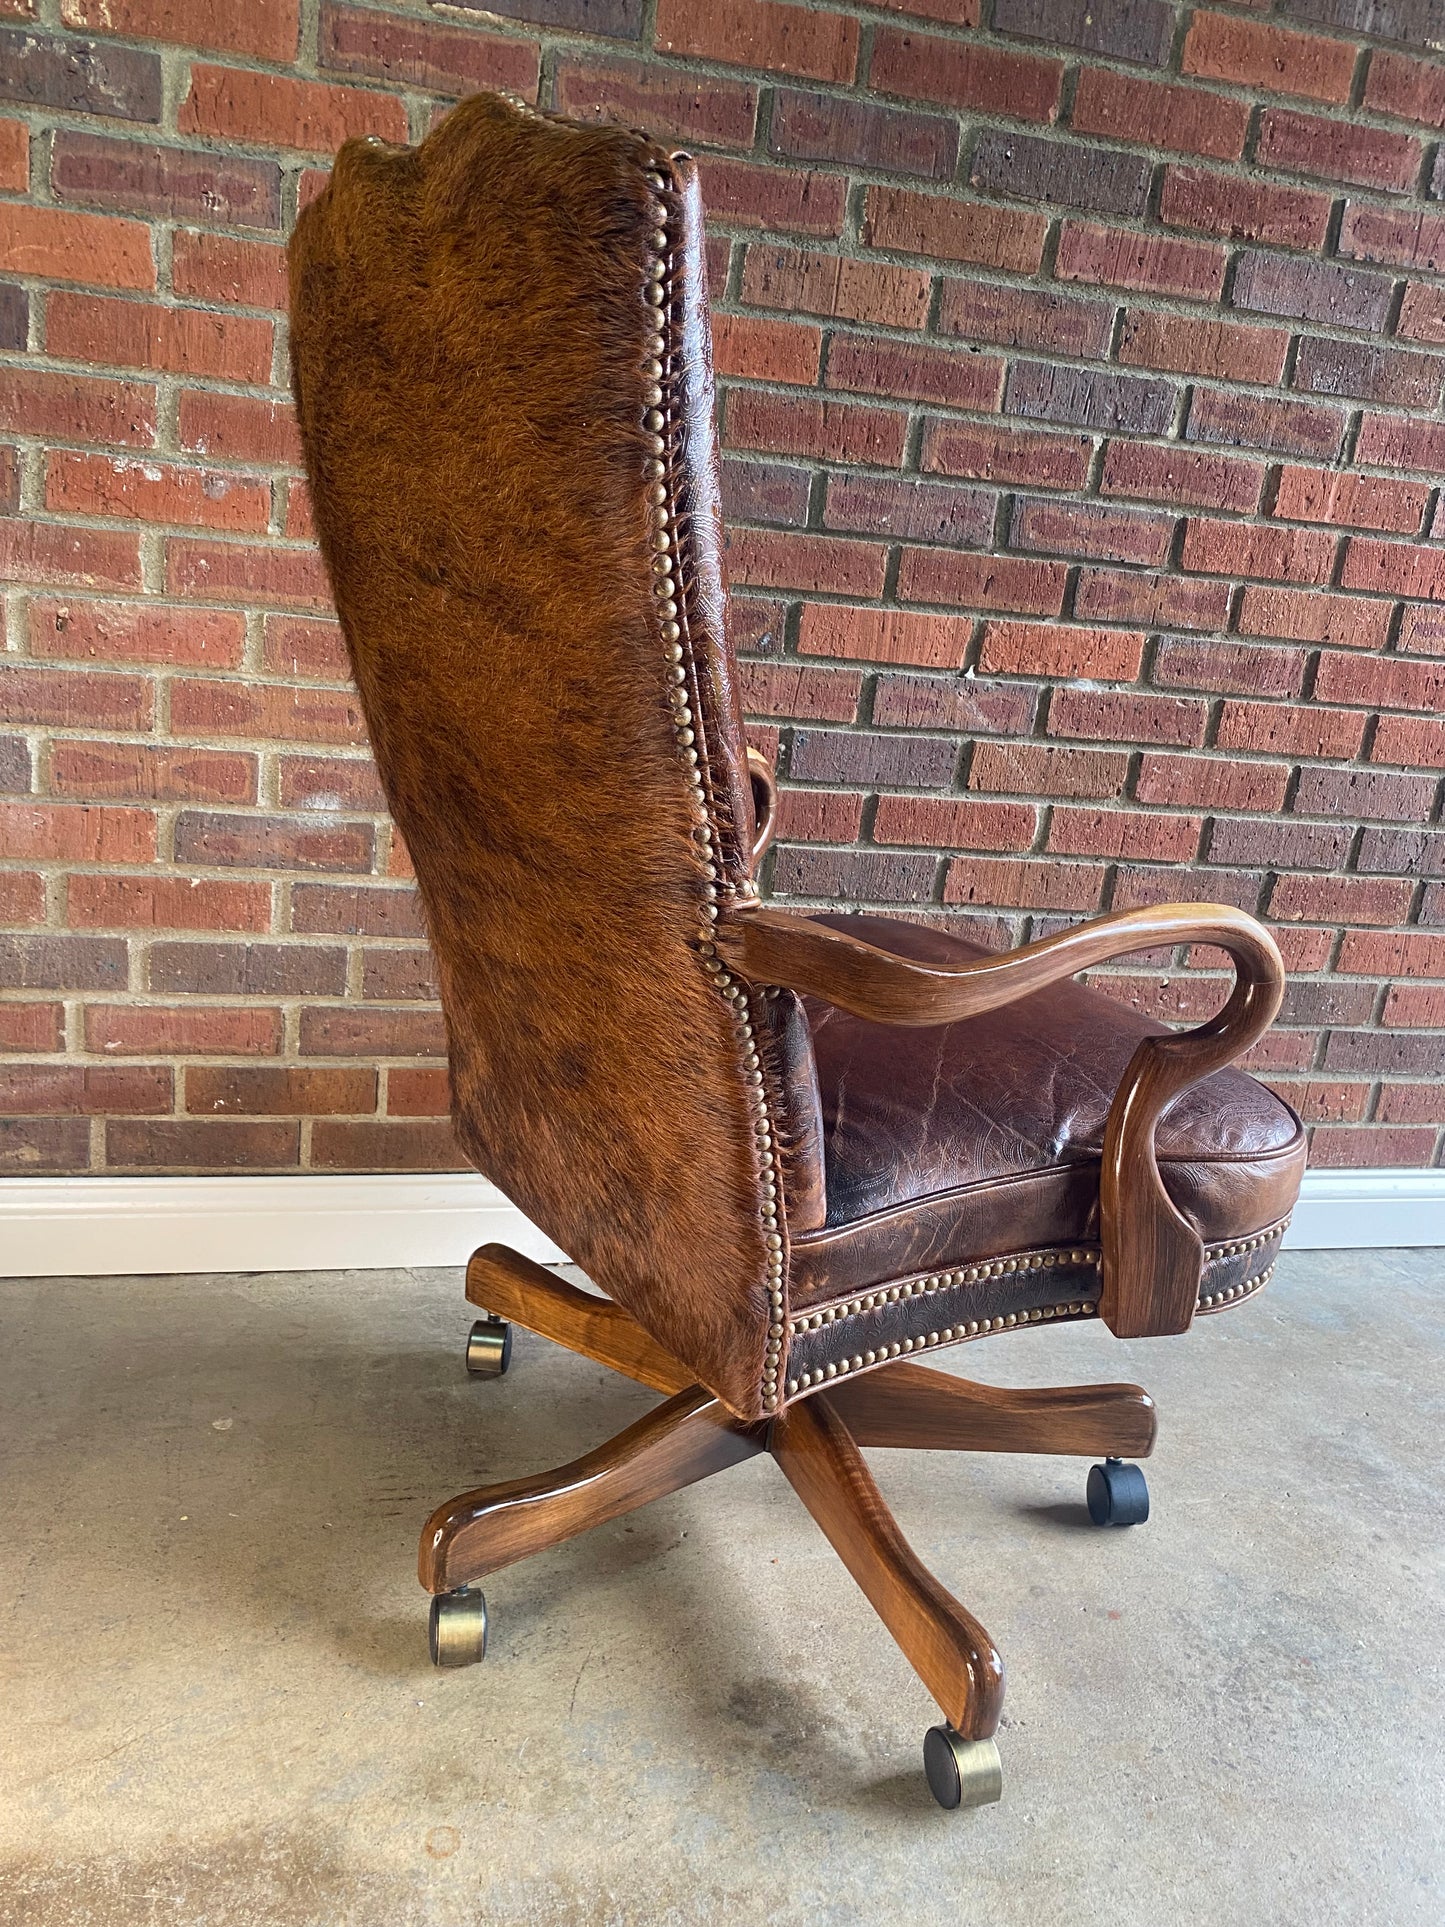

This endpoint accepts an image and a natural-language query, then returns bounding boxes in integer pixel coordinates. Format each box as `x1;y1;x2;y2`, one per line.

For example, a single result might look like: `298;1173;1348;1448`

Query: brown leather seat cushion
788;915;1305;1303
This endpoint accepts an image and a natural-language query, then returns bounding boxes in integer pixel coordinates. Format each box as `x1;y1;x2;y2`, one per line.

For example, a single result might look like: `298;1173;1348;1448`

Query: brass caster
465;1317;511;1378
923;1727;1003;1810
429;1587;488;1668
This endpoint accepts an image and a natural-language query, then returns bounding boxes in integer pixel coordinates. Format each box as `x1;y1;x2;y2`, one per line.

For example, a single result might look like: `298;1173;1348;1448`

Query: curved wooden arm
712;902;1285;1342
746;746;777;865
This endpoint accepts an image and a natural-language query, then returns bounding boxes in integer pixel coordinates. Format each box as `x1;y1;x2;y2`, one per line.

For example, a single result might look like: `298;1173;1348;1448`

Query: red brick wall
2;0;1444;1178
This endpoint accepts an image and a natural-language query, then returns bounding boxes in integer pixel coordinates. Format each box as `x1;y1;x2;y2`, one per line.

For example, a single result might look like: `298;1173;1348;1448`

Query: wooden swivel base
420;1243;1158;1810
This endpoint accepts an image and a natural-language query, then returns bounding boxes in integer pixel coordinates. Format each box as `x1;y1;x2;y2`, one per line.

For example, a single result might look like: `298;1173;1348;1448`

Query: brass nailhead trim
1199;1260;1276;1313
784;1298;1101;1396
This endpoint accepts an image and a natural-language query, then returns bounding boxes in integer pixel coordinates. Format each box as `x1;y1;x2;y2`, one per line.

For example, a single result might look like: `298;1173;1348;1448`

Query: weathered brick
0;116;25;192
1340;536;1445;600
1155;637;1307;697
1049;687;1208;746
0;1116;93;1173
1181;516;1337;584
1074;568;1232;631
179;63;406;152
170;678;365;745
1337;201;1445;271
300;1006;447;1057
0;521;142;591
51;131;280;228
1358;826;1445;875
1272;875;1413;926
721;455;810;528
0;281;25;350
1186;386;1345;460
0;1004;65;1053
0;25;161;119
67;873;269;933
822;473;995;546
1397;282;1445;345
1235;584;1392;649
971;740;1128;800
774;788;865;843
1371;714;1445;765
1295;763;1438;820
1307;1126;1437;1169
1208;818;1350;870
291;883;423;938
165;539;330;610
936;279;1113;357
0;202;153;290
873;794;1037;850
1055;221;1226;300
278;755;385;811
994;0;1172;65
861;185;1047;274
1050;807;1201;862
1257;105;1421;193
726;527;887;596
1354;412;1445;473
772;845;937;902
1215;699;1366;761
655;0;857;83
873;674;1037;736
898;546;1066;615
1135;753;1291;812
46;451;270;531
1159;165;1331;250
790;728;956;787
318;4;538;97
980;620;1145;681
50;740;255;803
1267;1079;1370;1124
921;417;1093;489
185;1065;374;1116
869;28;1062;122
725;389;908;465
739;661;861;723
48;292;272;383
1101;440;1264;513
172;231;288;310
825;335;1005;411
1009;495;1174;566
944;855;1104;911
1232;249;1394;331
1006;359;1174;434
61;0;299;59
0;663;152;731
711;312;821;385
1364;48;1445;128
30;598;244;668
387;1066;450;1116
1398;604;1445;655
741;242;929;326
770;87;957;179
971;131;1150;218
796;603;972;669
1069;67;1250;160
172;811;372;874
178;390;300;465
0;934;128;991
699;158;846;236
1295;335;1442;408
555;55;757;147
148;940;347;997
105;1116;300;1169
1117;310;1288;387
1182;12;1356;104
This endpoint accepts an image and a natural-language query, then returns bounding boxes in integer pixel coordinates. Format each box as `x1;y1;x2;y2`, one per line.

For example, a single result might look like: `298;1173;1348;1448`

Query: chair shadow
1014;1500;1096;1530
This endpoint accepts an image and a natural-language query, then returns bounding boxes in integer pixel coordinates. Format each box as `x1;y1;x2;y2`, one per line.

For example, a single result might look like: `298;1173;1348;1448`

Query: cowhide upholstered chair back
289;94;824;1417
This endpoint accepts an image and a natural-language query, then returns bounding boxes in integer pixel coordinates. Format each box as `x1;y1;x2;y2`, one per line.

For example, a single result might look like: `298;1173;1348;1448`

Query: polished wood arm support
466;1244;692;1395
714;901;1285;1342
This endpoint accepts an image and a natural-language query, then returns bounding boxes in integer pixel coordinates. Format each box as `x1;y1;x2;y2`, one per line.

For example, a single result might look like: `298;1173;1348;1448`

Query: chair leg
419;1383;764;1595
769;1392;1005;1741
828;1360;1158;1459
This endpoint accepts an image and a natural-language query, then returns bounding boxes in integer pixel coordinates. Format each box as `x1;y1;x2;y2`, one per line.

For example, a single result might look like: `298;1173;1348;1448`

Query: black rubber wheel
1086;1457;1149;1527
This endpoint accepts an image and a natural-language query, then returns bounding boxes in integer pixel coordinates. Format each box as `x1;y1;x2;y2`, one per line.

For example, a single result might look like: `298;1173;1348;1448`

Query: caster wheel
465;1317;511;1378
1087;1457;1149;1527
429;1587;488;1667
923;1727;1003;1810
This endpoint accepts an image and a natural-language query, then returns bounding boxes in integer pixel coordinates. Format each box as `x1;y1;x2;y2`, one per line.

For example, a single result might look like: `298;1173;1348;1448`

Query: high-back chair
289;94;1305;1810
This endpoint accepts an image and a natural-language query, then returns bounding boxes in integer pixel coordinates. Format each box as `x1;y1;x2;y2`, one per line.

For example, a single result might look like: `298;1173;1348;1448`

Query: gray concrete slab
0;1251;1441;1926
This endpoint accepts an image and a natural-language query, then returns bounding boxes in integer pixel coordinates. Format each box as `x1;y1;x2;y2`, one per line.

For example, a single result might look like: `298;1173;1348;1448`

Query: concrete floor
0;1253;1441;1927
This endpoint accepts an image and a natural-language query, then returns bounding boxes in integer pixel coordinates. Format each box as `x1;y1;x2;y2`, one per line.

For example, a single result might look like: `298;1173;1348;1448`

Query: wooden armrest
712;901;1285;1343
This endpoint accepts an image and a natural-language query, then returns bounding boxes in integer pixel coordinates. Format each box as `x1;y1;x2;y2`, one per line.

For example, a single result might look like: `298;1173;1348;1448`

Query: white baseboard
0;1167;1440;1280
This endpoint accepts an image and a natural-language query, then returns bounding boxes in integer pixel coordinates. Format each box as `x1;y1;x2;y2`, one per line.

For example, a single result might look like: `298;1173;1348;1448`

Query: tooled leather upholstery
789;916;1305;1303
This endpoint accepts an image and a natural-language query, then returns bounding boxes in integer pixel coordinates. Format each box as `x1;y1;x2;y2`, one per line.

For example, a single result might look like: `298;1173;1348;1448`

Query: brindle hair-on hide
288;94;786;1416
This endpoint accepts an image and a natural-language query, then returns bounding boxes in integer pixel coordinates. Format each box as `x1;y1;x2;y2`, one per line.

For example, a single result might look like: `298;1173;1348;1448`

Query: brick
774;788;865;842
770;87;957;179
1050;687;1208;746
1135;753;1290;812
1354;413;1445;473
1069;68;1250;161
1399;604;1445;655
1268;1079;1369;1124
51;132;280;230
655;0;856;83
1338;929;1445;976
971;131;1150;218
874;673;1037;737
66;874;269;933
726;527;887;596
1159;165;1331;250
1337;201;1445;272
106;1117;300;1170
789;729;956;787
1232;250;1394;332
1318;648;1445;712
1101;440;1264;513
50;741;255;803
796;604;972;669
1341;536;1445;600
741;243;929;327
1235;584;1392;649
0;800;154;863
0;871;43;923
1309;1125;1437;1168
1009;495;1174;566
980;620;1145;681
971;740;1127;803
699;158;846;236
732;596;788;656
1181;517;1336;584
0;1005;65;1053
1208;818;1350;869
711;313;820;385
0;25;161;119
944;855;1104;911
1186;386;1345;460
0;116;25;191
1295;763;1438;819
1274;466;1427;535
301;1006;448;1058
1006;360;1174;435
936;280;1113;358
1296;336;1442;409
1074;568;1232;632
1364;49;1445;129
0;664;151;729
874;794;1037;850
359;947;437;1001
861;186;1047;274
825;335;1004;412
291;883;423;937
772;846;937;900
184;1065;373;1117
1055;221;1226;301
319;4;536;96
1215;699;1366;761
1358;827;1445;874
1117;311;1288;387
166;539;331;611
171;679;365;745
555;56;757;147
0;734;31;789
1155;637;1307;697
278;756;386;810
1272;875;1413;925
0;281;25;350
899;546;1066;615
1376;1083;1445;1124
61;0;299;58
46;452;270;532
0;1117;91;1174
1398;283;1445;345
993;0;1173;65
725;390;908;466
0;934;127;991
311;1119;464;1171
180;63;405;152
0;367;154;456
869;29;1062;123
47;292;272;383
445;0;638;32
0;522;141;591
822;473;995;546
172;231;288;310
921;417;1092;489
1372;714;1445;764
0;203;153;290
1049;807;1201;862
85;1004;279;1055
740;662;861;722
1182;12;1356;104
148;940;347;997
1257;106;1421;194
30;598;244;668
721;455;810;527
172;811;372;874
387;1066;450;1116
178;391;300;465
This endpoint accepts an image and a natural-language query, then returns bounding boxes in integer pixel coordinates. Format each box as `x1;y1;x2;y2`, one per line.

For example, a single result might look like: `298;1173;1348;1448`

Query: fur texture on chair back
288;94;816;1418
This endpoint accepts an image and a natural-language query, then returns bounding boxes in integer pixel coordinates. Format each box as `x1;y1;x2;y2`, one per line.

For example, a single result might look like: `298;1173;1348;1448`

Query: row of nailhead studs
790;1247;1099;1334
1203;1219;1288;1262
638;159;787;1416
1198;1261;1275;1313
784;1299;1099;1396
